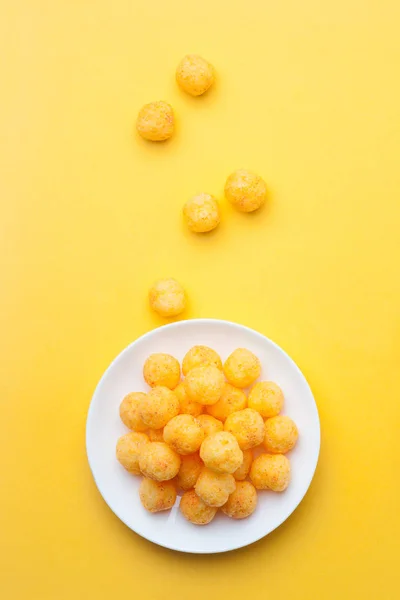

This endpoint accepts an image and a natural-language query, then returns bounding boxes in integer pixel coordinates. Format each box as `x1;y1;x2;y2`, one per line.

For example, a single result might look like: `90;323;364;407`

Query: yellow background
1;1;399;598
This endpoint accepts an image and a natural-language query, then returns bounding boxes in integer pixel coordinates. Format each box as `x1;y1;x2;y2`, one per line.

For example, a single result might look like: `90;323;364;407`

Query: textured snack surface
224;169;267;212
136;101;174;141
200;431;243;474
176;54;215;96
149;278;186;317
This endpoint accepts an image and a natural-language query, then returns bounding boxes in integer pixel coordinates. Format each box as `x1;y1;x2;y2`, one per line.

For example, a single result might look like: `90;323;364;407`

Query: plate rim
86;318;321;554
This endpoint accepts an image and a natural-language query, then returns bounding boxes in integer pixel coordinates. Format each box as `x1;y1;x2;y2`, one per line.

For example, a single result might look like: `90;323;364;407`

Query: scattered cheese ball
182;345;222;376
224;348;261;388
224;169;267;212
183;193;220;233
176;54;215;96
233;449;253;481
176;453;203;491
222;481;258;519
136;101;174;141
143;353;180;389
149;278;186;318
195;468;236;507
248;381;284;418
263;415;298;454
224;408;264;450
139;386;179;429
116;432;149;474
207;383;247;422
184;364;225;406
200;431;243;474
250;453;291;492
139;478;177;513
174;382;203;417
163;414;204;455
119;392;147;432
180;490;217;525
148;428;164;442
139;442;181;481
197;414;224;437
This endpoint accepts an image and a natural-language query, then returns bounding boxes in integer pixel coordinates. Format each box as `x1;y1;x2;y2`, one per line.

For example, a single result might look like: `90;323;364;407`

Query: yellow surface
1;1;399;598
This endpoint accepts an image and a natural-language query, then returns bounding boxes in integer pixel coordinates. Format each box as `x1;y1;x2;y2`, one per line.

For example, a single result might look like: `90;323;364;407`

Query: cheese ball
163;414;204;455
195;468;236;507
233;449;253;481
248;381;284;418
263;415;298;454
182;345;222;376
119;392;147;432
222;481;258;519
139;442;181;481
197;414;224;437
180;490;217;525
139;478;177;513
250;453;291;492
224;408;264;450
206;383;247;422
176;54;215;96
148;428;164;442
149;278;186;318
143;353;180;389
224;169;267;212
176;453;203;491
116;432;149;474
139;386;179;429
136;101;174;141
200;431;243;474
223;348;261;388
183;193;220;233
184;364;225;406
174;382;203;417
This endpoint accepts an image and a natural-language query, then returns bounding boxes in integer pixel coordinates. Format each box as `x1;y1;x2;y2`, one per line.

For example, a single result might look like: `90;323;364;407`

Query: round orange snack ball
136;101;174;141
223;348;261;388
222;481;258;519
225;169;267;212
163;414;204;455
149;278;186;318
119;392;147;432
248;381;284;418
233;449;253;481
139;386;179;430
250;453;291;492
180;490;217;525
143;353;180;389
207;383;247;422
200;431;243;474
195;468;236;507
184;364;225;406
174;382;203;417
176;453;203;491
224;408;264;450
116;432;149;475
183;193;220;233
139;478;177;513
197;414;223;437
139;442;181;481
176;54;215;96
182;345;222;376
264;415;298;454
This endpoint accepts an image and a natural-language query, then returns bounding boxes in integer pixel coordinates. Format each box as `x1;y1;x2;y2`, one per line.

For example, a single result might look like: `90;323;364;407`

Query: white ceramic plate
86;319;320;553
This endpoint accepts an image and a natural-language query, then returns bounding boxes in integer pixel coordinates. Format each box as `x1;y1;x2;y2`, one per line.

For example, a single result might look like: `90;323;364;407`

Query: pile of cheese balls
136;54;268;318
116;345;298;525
